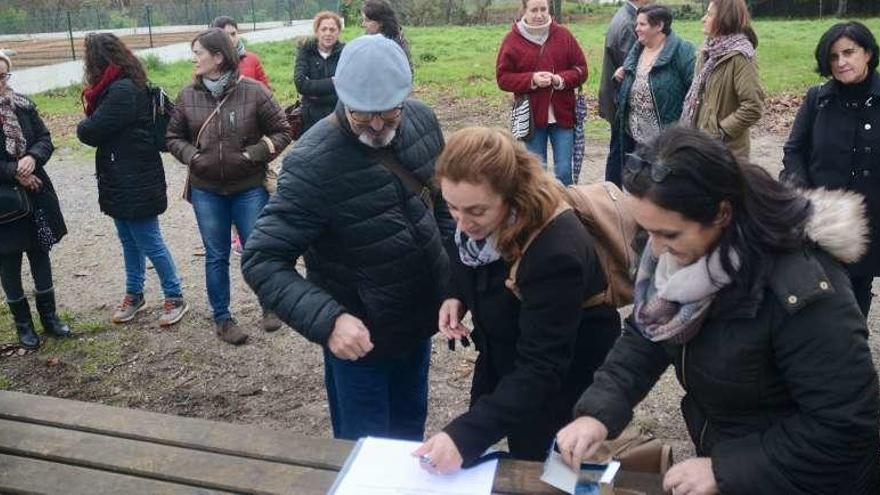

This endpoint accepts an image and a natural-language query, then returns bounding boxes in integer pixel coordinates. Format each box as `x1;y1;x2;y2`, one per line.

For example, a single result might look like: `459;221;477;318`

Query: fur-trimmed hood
804;188;870;264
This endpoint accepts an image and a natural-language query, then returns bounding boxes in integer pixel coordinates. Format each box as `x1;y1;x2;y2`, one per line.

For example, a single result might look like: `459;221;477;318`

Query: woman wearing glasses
782;22;880;318
496;0;588;185
166;28;291;345
0;53;70;350
556;126;879;495
413;127;619;475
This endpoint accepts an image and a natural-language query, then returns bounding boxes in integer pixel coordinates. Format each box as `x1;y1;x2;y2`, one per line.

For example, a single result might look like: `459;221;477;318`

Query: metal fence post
67;11;76;61
146;5;154;48
251;0;257;31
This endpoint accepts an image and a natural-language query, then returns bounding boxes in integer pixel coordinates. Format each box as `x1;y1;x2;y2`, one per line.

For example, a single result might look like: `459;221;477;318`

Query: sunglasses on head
624;152;675;183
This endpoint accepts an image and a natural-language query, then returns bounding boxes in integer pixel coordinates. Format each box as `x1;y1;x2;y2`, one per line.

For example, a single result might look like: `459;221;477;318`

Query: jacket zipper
648;73;662;127
698;418;708;454
217;101;225;183
681;343;688;389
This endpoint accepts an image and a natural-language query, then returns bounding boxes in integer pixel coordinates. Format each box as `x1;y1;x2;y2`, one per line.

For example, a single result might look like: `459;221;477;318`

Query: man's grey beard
358;128;397;148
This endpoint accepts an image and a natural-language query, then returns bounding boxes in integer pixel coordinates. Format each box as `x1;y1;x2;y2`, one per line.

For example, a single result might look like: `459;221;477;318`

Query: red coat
496;21;587;129
239;51;271;90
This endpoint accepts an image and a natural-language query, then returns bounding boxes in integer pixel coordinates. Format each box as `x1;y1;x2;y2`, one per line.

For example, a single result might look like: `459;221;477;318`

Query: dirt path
0;107;876;463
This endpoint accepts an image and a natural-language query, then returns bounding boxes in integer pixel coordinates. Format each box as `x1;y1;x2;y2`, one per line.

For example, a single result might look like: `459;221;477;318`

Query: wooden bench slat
0;390;351;470
0;453;232;495
0;419;333;495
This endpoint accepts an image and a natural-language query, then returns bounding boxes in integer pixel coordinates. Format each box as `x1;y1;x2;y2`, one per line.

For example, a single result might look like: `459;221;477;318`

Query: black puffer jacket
442;210;620;465
77;78;167;220
574;199;880;494
242;101;454;360
781;73;880;276
294;38;344;133
0;95;65;254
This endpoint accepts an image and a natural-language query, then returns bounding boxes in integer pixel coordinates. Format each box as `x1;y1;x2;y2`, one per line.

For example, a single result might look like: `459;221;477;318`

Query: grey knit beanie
334;34;412;112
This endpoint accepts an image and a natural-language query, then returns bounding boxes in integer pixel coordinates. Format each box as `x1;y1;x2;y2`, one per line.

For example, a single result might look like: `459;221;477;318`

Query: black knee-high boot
34;289;71;338
8;298;40;349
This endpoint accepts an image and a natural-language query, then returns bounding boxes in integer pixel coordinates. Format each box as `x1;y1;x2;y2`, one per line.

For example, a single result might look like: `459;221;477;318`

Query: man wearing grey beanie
242;34;454;441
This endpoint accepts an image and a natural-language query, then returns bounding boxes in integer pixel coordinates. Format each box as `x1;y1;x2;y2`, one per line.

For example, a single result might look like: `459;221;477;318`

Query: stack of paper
329;437;499;495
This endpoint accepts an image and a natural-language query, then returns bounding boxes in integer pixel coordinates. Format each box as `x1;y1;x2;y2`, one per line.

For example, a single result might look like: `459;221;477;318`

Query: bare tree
836;0;848;16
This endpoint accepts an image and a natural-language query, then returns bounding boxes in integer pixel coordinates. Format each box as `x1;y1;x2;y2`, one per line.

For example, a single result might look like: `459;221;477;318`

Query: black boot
35;289;71;338
8;298;40;349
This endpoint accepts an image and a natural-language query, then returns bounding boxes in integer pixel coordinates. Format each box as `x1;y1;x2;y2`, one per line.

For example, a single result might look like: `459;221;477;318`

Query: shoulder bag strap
195;92;232;148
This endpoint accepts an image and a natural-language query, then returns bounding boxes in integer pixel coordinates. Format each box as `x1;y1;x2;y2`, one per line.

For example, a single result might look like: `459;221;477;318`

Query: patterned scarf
236;39;247;58
203;71;234;99
0;89;28;158
455;228;502;267
82;64;124;116
680;33;756;125
632;239;738;344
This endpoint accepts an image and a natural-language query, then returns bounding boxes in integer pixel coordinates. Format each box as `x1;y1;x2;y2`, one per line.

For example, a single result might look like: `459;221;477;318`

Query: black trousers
0;249;53;302
849;274;874;318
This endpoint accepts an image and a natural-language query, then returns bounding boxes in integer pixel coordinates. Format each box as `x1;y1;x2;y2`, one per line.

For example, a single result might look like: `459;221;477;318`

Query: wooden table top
0;390;663;494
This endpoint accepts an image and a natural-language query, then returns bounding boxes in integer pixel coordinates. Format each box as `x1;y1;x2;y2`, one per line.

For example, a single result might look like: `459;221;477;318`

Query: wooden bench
0;391;663;494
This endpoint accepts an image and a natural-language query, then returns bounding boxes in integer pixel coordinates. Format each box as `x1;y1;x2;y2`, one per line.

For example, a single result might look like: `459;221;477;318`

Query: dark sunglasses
624;152;675;183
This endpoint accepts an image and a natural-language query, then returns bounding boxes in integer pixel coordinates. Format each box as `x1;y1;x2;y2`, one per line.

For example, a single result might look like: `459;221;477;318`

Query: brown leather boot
215;318;248;345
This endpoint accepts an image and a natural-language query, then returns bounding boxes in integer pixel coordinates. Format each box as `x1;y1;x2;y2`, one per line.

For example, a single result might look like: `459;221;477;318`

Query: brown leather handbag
284;99;303;140
606;425;674;476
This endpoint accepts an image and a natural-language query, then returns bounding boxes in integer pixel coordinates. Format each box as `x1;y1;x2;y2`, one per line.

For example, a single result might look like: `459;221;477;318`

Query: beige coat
693;51;764;163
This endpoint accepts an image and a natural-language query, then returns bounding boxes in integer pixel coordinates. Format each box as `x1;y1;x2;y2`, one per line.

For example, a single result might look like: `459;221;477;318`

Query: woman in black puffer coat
0;52;69;350
294;11;345;133
77;33;188;328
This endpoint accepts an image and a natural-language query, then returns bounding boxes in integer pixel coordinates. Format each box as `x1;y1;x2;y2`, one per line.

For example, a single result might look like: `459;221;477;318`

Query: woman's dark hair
191;28;239;74
815;21;879;78
363;0;402;39
212;16;238;30
623;125;811;288
83;33;148;88
638;5;673;36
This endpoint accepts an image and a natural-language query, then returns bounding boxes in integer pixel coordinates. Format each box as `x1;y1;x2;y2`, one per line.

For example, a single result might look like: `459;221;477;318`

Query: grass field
26;16;880;130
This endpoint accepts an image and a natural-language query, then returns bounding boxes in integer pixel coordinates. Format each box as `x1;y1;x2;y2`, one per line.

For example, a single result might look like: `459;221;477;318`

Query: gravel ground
0;103;877;466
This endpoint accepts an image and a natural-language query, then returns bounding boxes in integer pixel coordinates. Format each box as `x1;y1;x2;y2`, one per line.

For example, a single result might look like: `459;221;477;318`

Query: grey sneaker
159;297;189;327
261;310;283;333
215;318;248;345
112;293;146;323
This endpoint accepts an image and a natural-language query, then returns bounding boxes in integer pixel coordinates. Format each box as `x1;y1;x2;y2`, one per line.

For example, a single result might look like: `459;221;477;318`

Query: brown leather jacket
166;75;291;194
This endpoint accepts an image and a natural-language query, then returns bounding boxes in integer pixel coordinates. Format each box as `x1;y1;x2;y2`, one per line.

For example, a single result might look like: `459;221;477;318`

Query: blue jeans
323;339;431;441
113;217;183;298
526;124;575;185
605;122;623;187
190;186;268;322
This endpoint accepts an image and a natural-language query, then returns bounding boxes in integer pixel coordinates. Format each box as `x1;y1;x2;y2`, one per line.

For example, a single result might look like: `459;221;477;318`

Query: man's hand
327;313;373;360
663;458;719;495
412;432;463;476
16;155;36;178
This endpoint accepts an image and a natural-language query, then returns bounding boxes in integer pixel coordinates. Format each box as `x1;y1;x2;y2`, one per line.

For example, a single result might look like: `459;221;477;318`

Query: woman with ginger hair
413;127;619;474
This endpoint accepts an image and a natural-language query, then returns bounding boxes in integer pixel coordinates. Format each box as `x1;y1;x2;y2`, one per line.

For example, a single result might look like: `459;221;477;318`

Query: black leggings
0;249;53;302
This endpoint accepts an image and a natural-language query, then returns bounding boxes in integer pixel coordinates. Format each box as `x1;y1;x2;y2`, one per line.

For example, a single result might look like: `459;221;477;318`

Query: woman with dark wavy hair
413;127;618;475
77;33;189;328
557;126;879;495
361;0;412;68
782;21;880;317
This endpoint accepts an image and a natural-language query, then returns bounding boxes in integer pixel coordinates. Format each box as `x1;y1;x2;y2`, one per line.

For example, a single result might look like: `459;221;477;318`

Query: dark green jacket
616;32;696;141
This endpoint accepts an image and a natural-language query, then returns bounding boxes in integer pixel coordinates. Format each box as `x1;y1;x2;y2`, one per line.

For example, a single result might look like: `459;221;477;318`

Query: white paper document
329;436;498;495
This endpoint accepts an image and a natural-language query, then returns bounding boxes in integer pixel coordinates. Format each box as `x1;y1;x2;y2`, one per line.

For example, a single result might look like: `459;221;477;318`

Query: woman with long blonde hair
412;127;619;474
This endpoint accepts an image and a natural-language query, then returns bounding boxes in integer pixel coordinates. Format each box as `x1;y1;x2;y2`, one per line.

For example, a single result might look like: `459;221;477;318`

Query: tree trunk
837;0;848;16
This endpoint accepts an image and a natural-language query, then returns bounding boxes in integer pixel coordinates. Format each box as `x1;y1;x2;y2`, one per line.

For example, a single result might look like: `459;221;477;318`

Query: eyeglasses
624;152;675;183
347;107;403;124
0;73;10;82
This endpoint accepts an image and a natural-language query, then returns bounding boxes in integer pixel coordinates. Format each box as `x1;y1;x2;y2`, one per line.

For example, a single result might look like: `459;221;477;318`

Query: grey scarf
516;17;551;46
203;71;233;99
236;39;247;58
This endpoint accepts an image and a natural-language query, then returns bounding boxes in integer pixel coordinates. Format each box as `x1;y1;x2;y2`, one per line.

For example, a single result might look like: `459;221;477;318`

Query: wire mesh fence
0;0;339;36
